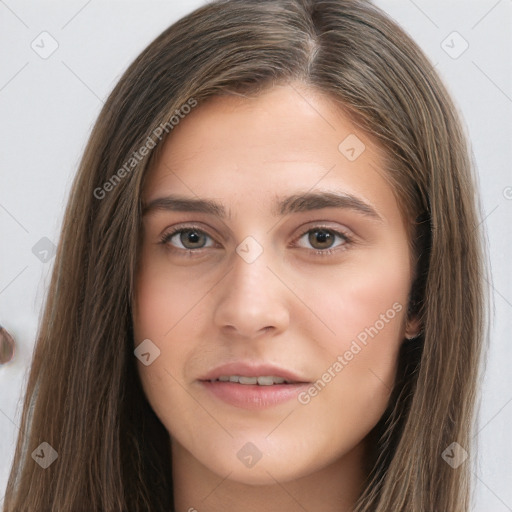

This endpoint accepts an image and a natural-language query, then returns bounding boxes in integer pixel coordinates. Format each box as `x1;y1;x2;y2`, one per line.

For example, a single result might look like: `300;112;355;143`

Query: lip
198;362;311;410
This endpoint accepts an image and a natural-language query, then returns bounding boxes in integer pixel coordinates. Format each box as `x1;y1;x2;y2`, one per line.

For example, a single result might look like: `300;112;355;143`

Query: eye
160;226;215;251
159;224;352;256
294;227;351;254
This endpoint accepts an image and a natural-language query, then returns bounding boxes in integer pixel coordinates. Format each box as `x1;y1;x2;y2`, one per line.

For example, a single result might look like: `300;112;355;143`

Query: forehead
142;84;404;229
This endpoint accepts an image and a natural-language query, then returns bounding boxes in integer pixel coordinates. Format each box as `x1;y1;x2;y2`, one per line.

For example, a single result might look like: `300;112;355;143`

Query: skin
133;82;420;512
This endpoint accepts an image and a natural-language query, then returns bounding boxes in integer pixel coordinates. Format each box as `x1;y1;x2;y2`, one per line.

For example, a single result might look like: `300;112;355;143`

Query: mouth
206;375;299;385
198;362;311;409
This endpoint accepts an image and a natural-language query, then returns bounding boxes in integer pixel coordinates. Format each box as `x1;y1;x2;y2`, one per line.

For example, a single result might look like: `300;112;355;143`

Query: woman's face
133;83;416;485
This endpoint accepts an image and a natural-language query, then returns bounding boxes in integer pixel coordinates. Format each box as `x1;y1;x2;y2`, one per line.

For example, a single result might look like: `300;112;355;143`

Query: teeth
257;376;275;386
239;376;258;385
212;375;292;385
258;376;286;385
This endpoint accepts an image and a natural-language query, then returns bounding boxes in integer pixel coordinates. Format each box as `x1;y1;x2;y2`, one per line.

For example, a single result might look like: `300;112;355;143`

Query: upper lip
199;362;310;383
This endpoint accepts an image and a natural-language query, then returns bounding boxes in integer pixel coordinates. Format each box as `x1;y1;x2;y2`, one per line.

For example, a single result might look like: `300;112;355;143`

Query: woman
3;0;486;510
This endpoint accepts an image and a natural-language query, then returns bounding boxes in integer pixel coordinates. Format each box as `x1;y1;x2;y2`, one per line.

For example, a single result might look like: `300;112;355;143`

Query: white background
0;0;511;510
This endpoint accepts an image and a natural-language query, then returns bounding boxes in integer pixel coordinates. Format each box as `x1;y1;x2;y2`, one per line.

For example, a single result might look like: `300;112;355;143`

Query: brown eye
161;228;215;250
308;229;336;250
179;229;208;249
294;227;351;254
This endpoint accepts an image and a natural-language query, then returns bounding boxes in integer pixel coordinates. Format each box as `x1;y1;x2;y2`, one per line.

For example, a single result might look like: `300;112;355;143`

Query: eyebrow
141;191;383;221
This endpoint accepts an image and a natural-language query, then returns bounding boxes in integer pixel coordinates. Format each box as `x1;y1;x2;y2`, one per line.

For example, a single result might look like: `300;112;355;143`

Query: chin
193;434;324;486
208;455;306;486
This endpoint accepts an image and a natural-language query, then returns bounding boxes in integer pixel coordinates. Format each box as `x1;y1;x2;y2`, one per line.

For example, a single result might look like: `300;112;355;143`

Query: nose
213;244;290;340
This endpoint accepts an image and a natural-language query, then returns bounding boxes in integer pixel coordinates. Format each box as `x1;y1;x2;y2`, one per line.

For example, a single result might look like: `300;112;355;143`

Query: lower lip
200;380;310;409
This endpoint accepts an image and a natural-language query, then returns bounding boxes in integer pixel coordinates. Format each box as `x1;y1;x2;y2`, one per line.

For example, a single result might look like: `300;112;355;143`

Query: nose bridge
213;238;289;337
227;242;276;309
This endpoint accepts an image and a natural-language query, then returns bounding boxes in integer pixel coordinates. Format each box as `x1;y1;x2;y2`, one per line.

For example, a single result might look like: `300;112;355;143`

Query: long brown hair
3;1;486;510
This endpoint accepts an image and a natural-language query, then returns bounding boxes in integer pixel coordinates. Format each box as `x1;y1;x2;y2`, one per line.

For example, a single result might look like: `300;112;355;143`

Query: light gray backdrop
0;0;511;510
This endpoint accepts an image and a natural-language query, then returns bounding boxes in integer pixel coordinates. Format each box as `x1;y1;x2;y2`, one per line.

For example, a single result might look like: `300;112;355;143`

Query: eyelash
158;224;353;258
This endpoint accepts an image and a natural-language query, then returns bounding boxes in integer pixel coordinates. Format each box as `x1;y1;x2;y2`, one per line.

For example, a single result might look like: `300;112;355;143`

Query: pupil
181;230;203;248
309;229;333;249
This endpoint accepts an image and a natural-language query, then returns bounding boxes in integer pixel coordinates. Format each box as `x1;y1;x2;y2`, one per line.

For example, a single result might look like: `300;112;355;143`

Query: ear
404;314;422;340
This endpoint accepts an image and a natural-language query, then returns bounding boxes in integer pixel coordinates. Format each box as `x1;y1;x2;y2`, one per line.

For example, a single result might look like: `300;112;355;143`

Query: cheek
300;240;410;340
133;248;207;342
297;246;410;423
132;264;205;436
132;252;196;410
133;266;199;369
